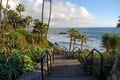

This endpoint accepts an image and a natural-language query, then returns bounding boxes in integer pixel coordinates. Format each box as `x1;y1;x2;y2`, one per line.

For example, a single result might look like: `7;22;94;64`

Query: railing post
90;50;93;75
52;51;54;63
40;56;44;80
50;54;52;75
46;53;49;76
100;54;103;80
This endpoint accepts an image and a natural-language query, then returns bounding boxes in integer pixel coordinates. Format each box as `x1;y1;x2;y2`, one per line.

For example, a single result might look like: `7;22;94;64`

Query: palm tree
80;34;87;50
41;23;48;36
45;0;52;38
16;3;25;17
25;16;33;32
73;30;79;49
41;0;45;36
77;34;87;50
109;34;120;55
102;33;112;54
7;10;20;29
33;19;42;36
0;0;2;28
68;28;77;51
41;0;45;23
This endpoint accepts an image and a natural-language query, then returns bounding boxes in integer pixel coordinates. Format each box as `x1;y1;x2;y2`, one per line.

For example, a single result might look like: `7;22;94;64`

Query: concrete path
45;54;97;80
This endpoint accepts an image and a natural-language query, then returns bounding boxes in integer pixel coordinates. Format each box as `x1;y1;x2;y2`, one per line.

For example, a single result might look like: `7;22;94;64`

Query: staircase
44;54;97;80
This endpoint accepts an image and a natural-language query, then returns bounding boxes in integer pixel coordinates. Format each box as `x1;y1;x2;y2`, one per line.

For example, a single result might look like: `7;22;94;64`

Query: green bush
21;44;44;62
0;49;34;80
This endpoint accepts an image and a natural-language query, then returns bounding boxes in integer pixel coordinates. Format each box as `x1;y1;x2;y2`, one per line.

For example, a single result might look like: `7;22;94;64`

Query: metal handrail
85;48;103;80
40;49;53;80
62;47;69;57
68;47;82;58
62;47;69;53
67;47;103;80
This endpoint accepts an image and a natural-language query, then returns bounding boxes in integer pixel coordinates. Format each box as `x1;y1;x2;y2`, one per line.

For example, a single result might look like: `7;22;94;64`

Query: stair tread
45;77;97;80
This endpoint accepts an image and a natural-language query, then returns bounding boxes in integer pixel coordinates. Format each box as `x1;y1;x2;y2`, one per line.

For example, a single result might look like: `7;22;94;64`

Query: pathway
45;54;97;80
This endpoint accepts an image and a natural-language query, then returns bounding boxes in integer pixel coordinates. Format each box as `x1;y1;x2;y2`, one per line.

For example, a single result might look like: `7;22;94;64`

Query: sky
2;0;120;28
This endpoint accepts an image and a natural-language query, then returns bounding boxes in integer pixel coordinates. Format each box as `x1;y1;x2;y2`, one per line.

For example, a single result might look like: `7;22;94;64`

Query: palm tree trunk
6;0;9;8
3;0;9;30
19;12;21;17
0;0;2;29
45;0;52;38
81;41;83;50
28;23;30;32
41;0;44;23
69;36;72;52
106;48;109;54
112;48;115;55
73;38;76;49
41;0;45;37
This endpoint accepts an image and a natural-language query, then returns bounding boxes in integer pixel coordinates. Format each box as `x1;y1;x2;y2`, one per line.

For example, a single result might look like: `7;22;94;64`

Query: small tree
102;33;112;54
109;34;120;54
102;33;120;55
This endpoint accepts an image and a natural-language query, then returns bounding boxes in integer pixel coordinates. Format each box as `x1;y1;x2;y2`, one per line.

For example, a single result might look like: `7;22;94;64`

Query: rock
116;52;120;58
112;74;117;80
18;72;41;80
59;32;68;34
118;78;120;80
107;52;120;80
115;71;120;78
18;63;47;80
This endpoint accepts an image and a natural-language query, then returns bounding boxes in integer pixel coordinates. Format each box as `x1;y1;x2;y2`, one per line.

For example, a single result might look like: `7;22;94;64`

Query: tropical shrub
0;49;34;80
0;2;50;80
21;44;44;63
102;33;120;54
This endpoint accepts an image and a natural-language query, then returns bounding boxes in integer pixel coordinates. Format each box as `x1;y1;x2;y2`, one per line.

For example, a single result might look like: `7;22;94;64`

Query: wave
48;33;105;52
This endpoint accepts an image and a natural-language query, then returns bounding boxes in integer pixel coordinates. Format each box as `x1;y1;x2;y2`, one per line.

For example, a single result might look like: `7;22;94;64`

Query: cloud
51;1;95;27
2;0;21;9
4;0;101;27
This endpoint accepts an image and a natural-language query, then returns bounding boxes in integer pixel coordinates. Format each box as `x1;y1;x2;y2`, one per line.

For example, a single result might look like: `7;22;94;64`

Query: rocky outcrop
108;52;120;80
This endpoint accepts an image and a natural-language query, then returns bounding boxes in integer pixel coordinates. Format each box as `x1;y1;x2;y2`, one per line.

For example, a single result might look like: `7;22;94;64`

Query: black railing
62;47;69;53
66;47;103;79
62;47;69;57
65;47;82;59
40;49;53;80
70;47;81;57
85;48;103;80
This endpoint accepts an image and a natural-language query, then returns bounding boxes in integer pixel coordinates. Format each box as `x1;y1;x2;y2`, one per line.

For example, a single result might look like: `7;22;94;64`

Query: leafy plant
0;49;34;80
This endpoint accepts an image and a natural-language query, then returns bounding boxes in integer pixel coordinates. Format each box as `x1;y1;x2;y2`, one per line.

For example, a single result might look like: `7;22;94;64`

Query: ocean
48;27;120;52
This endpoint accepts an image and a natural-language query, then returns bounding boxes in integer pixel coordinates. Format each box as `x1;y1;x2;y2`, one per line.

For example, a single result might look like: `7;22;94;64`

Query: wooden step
45;77;97;80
